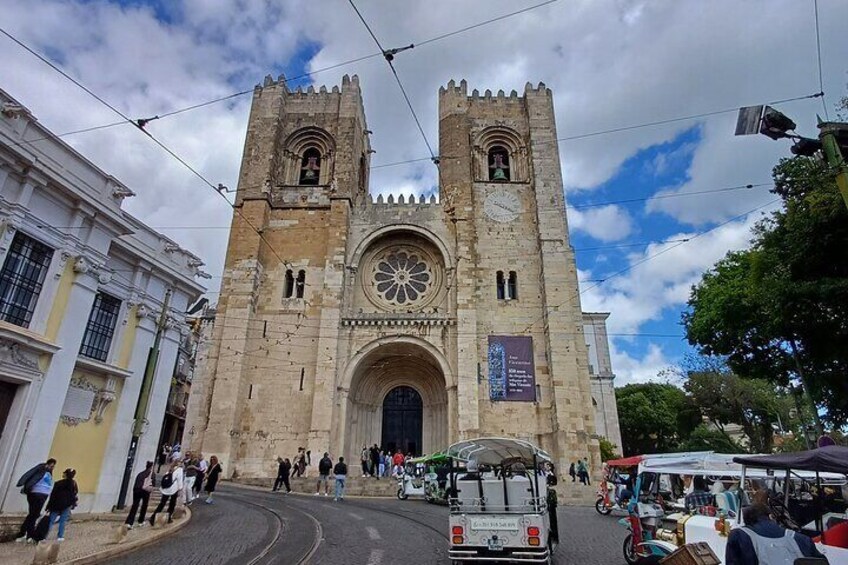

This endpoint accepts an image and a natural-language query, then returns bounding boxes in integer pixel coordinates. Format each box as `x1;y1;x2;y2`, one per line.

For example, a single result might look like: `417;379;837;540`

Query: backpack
160;471;174;489
142;473;154;493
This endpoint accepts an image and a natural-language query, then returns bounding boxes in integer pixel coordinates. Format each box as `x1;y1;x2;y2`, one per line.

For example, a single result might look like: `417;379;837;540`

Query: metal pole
818;121;848;211
116;289;172;509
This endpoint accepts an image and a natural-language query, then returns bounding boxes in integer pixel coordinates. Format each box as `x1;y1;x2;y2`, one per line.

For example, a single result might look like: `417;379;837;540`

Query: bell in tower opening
300;147;321;185
488;145;510;181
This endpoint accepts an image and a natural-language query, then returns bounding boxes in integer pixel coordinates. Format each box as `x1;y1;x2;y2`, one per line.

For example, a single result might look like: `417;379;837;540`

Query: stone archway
344;341;448;460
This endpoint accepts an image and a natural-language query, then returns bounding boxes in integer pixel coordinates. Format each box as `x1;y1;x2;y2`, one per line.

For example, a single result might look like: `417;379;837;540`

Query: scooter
596;480;631;515
396;471;426;500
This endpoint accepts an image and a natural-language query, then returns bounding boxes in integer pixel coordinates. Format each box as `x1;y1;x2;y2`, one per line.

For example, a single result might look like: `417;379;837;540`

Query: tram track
219;489;323;564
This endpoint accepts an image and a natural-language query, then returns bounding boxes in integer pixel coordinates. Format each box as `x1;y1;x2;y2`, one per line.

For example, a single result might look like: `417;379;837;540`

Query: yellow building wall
44;259;76;342
49;370;124;494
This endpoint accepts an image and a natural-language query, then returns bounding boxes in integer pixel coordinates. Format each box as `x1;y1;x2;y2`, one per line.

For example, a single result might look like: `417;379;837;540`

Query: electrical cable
347;0;436;160
1;26;305;282
812;0;829;119
569;182;768;209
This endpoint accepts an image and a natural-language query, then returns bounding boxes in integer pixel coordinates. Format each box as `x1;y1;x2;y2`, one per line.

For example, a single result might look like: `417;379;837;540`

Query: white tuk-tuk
624;448;848;564
446;438;559;564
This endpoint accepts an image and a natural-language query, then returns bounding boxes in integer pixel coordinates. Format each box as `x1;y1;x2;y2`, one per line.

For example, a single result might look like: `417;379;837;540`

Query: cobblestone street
107;484;627;564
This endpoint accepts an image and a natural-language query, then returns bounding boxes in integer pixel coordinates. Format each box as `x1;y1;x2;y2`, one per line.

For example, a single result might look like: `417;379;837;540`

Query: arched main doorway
381;386;423;455
344;340;448;461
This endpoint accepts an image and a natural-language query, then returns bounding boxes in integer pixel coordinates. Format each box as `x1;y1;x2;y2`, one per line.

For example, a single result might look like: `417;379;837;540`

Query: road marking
366;549;384;565
348;512;363;521
365;526;381;540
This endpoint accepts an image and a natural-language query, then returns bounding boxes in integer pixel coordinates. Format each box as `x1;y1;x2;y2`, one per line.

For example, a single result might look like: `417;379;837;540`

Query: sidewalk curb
62;506;192;565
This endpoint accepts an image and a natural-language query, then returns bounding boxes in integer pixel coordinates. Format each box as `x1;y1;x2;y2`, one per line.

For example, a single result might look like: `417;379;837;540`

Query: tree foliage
599;437;620;462
683;156;848;425
615;383;699;456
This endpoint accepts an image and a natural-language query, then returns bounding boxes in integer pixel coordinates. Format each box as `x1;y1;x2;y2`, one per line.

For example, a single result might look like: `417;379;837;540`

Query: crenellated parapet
364;192;440;207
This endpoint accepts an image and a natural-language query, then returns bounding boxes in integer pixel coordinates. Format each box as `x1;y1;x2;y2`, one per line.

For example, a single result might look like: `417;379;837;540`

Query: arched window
295;270;306;299
496;271;505;300
507;271;518;300
488;145;510;181
283;269;294;298
299;147;321;185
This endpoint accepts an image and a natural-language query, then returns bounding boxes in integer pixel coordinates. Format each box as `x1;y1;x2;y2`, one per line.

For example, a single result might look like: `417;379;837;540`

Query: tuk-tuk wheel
622;533;640;565
396;487;408;500
595;497;613;515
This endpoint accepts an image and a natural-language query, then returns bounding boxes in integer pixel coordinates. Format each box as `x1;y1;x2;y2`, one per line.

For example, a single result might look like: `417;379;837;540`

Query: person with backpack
148;459;184;525
125;461;155;528
316;452;333;496
725;502;824;564
204;455;222;504
333;457;348;501
44;468;78;541
15;458;56;543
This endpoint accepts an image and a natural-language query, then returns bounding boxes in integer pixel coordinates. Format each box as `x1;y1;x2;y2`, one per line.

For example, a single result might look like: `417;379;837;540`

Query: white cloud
568;204;634;242
611;342;673;385
1;0;844;292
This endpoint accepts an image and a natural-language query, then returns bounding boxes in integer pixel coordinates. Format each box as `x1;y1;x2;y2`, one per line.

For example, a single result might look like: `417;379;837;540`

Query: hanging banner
487;335;536;401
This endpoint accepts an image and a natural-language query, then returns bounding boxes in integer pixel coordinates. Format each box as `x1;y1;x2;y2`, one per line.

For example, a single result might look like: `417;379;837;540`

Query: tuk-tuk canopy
637;451;846;482
408;452;450;465
605;455;643;467
446;437;552;467
733;446;848;475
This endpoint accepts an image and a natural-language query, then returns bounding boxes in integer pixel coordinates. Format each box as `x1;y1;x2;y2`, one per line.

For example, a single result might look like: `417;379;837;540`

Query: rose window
373;250;432;305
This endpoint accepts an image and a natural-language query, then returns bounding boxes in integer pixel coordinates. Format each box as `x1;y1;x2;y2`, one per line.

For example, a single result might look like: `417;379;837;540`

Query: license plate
487;539;504;551
469;517;520;531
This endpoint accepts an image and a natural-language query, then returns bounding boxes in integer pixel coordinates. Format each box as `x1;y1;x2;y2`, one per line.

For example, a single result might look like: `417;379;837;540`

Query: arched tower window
283;269;295;298
295;269;306;298
508;271;518;300
299;147;321;185
488;145;510;181
474;126;526;183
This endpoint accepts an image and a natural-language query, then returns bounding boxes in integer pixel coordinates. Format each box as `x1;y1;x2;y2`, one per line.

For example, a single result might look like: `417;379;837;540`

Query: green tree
598;437;620;461
615;383;699;456
682;368;794;453
678;424;743;453
683;156;848;426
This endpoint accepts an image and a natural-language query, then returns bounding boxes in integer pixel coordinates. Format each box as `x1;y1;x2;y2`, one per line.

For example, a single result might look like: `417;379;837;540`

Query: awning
733;446;848;475
605;455;643;467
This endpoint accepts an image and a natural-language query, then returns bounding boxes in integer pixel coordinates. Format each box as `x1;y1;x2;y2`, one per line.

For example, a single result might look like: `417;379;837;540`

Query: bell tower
198;74;370;476
439;80;600;484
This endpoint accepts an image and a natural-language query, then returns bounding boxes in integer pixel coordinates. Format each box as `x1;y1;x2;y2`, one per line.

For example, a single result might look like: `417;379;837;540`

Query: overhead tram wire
347;0;436;161
6;1;561;149
1;28;304;281
812;0;828;120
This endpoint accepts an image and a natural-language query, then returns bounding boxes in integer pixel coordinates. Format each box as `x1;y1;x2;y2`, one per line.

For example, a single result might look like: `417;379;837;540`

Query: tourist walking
158;444;170;472
316;452;332;496
273;457;292;493
45;468;78;541
15;458;56;543
293;448;306;478
333;457;348;501
195;453;208;496
149;459;184;525
360;446;370;477
577;459;588;485
369;444;380;479
378;451;386;477
125;461;155;528
183;453;198;504
204;456;222;504
582;457;592;485
569;462;576;482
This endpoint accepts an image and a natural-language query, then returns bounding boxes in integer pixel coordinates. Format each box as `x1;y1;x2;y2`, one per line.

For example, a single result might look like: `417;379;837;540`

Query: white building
0;90;206;513
583;312;623;452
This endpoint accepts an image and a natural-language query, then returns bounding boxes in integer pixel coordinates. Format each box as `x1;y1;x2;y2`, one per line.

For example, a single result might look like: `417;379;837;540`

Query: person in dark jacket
333;457;348;501
45;469;78;541
316;453;333;496
273;457;291;493
15;458;56;543
369;445;380;479
725;503;824;564
125;461;155;528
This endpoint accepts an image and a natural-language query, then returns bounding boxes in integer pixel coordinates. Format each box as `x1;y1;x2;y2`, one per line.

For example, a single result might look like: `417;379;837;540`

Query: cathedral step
234;476;399;497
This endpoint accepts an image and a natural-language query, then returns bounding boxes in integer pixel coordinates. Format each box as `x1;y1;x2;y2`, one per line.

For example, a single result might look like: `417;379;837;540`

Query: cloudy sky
3;0;846;384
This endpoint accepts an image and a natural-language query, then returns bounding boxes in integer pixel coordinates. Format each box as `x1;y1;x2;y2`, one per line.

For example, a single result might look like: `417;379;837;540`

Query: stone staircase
235;475;399;497
555;479;599;507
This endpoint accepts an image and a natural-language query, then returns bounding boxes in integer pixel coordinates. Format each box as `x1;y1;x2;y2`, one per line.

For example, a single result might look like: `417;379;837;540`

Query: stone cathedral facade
186;75;608;483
